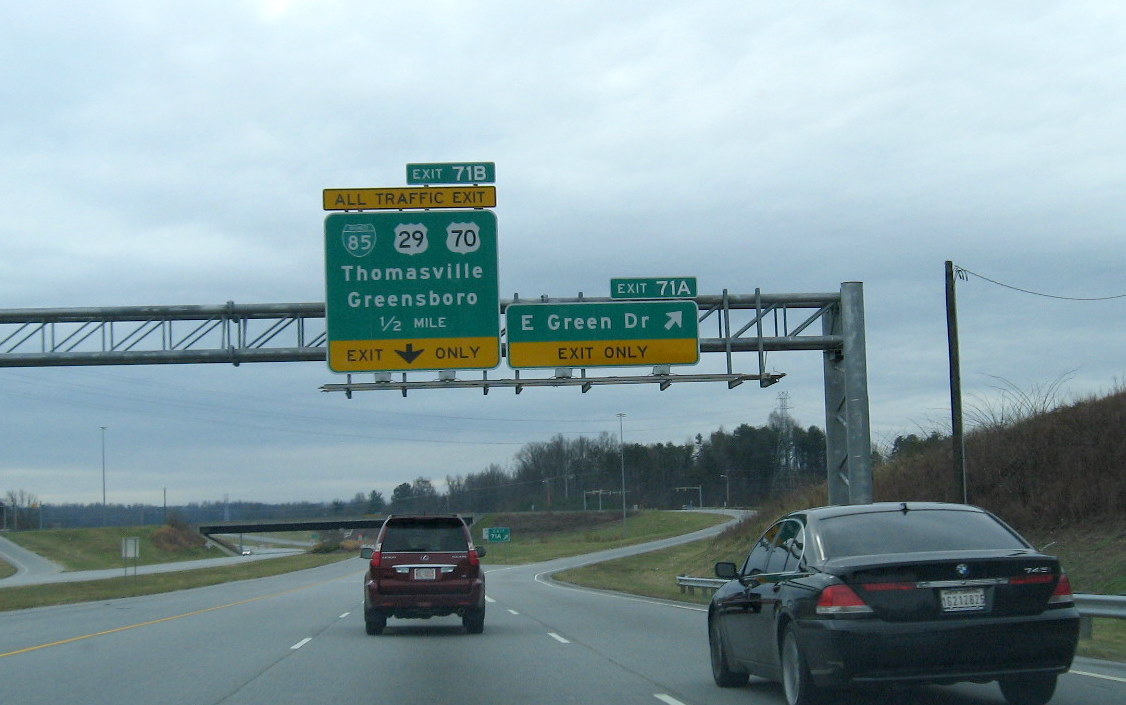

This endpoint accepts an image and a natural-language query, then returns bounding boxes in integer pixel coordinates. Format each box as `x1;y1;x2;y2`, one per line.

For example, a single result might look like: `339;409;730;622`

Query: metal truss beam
0;286;872;505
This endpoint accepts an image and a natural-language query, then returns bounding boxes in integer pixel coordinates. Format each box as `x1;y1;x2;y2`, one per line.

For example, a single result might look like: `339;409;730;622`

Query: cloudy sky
2;1;1123;507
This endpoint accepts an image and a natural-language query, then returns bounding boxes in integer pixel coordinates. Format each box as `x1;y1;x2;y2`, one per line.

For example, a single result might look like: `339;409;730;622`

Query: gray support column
840;282;873;504
822;304;850;505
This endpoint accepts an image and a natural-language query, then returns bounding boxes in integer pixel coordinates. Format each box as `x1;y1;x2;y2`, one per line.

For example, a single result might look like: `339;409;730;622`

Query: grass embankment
475;510;728;564
5;525;219;570
0;510;724;613
0;552;351;611
0;561;16;580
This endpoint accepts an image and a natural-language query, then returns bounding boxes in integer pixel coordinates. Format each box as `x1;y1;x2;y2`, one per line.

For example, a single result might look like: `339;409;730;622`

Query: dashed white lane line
547;632;570;644
339;612;350;619
653;695;687;705
485;595;496;603
507;609;520;615
290;637;313;650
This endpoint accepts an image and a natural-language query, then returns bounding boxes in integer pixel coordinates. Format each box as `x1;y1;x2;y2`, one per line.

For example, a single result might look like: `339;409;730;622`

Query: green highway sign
610;277;697;299
484;527;511;542
505;301;699;369
324;210;500;372
406;162;496;185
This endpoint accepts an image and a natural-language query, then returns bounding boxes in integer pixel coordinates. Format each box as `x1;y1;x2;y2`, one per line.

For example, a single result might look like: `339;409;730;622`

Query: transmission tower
771;392;800;497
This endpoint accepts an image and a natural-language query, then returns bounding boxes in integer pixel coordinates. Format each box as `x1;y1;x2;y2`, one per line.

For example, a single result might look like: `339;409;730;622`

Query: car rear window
818;509;1027;558
380;517;469;552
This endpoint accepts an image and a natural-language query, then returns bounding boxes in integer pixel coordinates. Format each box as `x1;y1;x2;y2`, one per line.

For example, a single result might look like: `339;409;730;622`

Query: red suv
361;514;486;634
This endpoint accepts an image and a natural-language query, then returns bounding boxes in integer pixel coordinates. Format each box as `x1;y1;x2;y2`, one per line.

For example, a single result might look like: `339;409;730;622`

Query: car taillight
369;551;382;569
1047;573;1073;605
816;584;874;615
468;549;480;567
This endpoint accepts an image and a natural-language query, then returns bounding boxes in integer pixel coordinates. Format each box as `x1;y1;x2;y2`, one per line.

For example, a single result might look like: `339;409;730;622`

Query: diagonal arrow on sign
396;343;425;364
664;311;683;330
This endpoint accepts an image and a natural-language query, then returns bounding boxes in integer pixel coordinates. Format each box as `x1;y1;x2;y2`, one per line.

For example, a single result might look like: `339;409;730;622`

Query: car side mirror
715;561;739;580
476;546;487;558
360;547;374;559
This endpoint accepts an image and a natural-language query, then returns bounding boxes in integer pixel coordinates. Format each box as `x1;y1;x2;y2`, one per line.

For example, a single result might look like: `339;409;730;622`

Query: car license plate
413;567;437;580
941;587;985;612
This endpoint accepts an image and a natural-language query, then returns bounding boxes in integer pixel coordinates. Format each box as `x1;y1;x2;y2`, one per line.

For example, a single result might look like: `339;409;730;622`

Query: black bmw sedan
708;502;1079;705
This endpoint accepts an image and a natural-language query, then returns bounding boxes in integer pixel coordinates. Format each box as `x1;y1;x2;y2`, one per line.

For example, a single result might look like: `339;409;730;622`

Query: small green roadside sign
407;162;496;185
505;300;699;369
484;527;511;542
610;277;697;299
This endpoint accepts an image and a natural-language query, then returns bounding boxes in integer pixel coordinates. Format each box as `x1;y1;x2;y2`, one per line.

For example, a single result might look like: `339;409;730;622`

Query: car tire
998;673;1058;705
781;624;821;705
364;612;387;635
462;607;485;634
709;617;749;687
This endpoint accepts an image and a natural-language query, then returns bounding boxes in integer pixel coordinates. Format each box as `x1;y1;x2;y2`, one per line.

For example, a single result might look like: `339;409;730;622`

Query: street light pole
100;426;107;527
720;473;730;508
617;413;627;538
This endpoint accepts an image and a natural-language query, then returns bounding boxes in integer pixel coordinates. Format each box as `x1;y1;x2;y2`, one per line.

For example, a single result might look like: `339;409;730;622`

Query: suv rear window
380;517;469;552
818;509;1027;558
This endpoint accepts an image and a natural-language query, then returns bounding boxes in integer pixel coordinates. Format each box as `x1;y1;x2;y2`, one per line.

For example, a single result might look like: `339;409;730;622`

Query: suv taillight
816;584;874;615
468;549;480;567
369;551;382;569
1048;573;1074;606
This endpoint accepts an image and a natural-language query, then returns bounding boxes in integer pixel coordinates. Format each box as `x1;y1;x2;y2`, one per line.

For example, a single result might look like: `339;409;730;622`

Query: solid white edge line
653;695;687;705
547;632;570;644
1070;669;1126;683
290;637;313;650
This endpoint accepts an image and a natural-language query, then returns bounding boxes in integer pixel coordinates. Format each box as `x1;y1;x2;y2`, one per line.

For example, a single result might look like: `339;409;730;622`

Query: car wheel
462;607;485;634
781;624;821;705
364;612;387;635
709;617;748;687
999;673;1058;705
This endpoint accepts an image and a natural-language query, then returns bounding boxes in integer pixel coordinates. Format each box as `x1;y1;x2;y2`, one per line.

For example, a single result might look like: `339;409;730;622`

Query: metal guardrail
675;576;1123;637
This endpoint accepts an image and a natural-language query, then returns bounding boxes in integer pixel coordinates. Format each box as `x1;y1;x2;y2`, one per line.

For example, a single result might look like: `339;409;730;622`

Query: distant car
708;502;1079;705
240;549;253;555
360;514;486;635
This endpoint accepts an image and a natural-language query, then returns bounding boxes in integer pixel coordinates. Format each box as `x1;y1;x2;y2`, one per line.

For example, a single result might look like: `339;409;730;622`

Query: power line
954;265;1126;301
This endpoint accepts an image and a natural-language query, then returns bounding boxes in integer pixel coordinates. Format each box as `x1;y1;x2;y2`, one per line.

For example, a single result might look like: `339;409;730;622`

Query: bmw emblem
955;563;970;579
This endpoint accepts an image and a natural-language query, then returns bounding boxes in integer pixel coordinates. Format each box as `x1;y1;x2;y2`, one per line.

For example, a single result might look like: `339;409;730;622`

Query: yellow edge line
0;574;348;659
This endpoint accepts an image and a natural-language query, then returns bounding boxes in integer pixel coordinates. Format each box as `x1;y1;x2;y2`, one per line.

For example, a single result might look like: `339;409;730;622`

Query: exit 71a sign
611;277;697;299
505;301;699;369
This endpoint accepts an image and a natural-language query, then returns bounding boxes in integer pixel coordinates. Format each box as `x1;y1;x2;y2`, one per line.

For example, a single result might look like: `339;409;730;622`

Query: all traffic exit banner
325;211;500;372
505;301;699;369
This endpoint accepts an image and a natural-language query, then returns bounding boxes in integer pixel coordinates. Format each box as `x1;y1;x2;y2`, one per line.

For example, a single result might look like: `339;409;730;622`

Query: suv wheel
462;606;485;634
365;612;387;635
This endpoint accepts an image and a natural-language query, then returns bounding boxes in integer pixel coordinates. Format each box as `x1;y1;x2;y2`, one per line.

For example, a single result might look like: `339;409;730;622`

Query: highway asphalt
1;514;1122;705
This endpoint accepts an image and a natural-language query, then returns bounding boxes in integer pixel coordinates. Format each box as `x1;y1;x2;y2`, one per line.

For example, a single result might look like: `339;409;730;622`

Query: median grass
0;552;351;611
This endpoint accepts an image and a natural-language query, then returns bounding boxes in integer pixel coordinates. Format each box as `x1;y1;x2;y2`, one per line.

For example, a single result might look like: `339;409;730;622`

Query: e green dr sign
505;301;699;369
324;210;500;372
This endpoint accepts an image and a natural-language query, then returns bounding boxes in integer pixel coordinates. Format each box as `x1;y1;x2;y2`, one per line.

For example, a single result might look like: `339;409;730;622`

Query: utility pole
945;262;968;503
617;413;627;538
100;426;108;527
